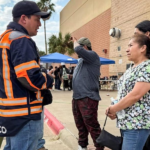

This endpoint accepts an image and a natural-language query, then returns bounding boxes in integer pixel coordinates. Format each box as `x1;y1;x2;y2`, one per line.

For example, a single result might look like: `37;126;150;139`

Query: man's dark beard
78;55;81;58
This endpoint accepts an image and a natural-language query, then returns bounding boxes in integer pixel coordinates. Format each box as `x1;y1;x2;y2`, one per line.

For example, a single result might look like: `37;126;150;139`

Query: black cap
12;1;50;19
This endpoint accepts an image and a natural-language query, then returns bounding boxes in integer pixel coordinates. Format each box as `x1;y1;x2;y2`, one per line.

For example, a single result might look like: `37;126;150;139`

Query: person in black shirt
57;65;62;90
68;66;75;90
54;66;59;89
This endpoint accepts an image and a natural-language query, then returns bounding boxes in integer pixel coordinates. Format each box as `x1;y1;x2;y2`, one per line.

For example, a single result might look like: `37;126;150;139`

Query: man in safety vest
0;1;53;150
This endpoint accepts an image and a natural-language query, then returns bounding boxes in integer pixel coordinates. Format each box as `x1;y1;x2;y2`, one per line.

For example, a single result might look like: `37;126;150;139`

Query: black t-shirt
54;68;59;78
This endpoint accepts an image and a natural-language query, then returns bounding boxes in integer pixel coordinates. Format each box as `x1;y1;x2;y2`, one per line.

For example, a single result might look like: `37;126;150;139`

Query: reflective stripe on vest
30;106;42;114
0;43;10;47
36;91;41;99
14;60;40;91
41;72;47;89
0;30;30;50
0;30;31;99
41;82;46;89
0;31;12;49
2;48;14;98
14;60;39;74
30;91;43;104
30;99;43;104
0;97;27;106
0;108;28;117
0;29;12;40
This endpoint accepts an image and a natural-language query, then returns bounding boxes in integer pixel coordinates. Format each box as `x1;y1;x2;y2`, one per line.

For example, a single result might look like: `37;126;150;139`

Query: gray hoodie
72;46;101;101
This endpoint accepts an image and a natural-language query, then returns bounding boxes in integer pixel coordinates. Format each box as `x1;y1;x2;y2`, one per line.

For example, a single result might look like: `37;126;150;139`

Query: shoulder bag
96;111;122;150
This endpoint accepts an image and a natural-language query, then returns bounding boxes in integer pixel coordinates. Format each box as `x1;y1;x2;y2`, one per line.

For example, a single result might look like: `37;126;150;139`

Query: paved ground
44;89;120;150
1;123;70;150
1;90;119;150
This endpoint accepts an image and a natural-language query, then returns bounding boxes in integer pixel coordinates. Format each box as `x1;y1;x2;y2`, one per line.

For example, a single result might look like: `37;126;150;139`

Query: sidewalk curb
59;128;78;150
44;108;77;150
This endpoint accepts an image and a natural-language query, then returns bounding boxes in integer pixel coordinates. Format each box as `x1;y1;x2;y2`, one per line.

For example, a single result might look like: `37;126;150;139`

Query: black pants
55;78;59;89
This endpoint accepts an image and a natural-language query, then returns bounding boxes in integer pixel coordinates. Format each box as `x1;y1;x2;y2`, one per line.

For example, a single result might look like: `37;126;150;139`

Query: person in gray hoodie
71;37;103;150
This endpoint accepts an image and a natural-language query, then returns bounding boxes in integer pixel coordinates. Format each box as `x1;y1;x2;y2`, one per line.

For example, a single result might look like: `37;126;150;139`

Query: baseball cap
78;37;91;47
12;1;50;19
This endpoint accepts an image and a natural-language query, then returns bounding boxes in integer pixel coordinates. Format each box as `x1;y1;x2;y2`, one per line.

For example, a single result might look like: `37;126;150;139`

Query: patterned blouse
117;60;150;130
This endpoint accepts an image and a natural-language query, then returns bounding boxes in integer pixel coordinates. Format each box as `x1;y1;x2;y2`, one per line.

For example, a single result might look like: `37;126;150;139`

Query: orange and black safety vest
0;22;53;136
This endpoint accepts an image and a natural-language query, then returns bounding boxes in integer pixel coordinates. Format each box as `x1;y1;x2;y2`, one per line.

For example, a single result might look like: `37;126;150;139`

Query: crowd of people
46;63;75;91
0;1;150;150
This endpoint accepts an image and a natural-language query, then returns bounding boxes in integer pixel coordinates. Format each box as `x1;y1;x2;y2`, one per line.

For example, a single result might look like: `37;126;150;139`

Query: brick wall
110;0;150;75
71;8;111;77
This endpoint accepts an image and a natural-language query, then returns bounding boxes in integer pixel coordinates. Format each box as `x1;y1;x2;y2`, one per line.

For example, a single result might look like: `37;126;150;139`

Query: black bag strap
102;109;109;130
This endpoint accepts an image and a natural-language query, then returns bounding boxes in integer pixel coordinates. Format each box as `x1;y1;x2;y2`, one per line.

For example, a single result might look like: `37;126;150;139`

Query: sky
0;0;70;52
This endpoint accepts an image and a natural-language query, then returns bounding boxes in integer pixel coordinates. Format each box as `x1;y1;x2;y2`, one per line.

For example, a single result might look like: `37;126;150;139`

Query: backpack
62;68;69;80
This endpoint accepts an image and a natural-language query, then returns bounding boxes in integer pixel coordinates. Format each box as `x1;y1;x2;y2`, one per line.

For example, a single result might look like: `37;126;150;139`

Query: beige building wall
60;0;111;35
70;9;111;77
60;0;111;77
109;0;150;76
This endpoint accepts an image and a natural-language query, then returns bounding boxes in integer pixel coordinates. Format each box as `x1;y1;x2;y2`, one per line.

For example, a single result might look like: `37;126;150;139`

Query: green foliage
39;50;46;57
37;0;55;55
37;0;55;17
48;32;74;55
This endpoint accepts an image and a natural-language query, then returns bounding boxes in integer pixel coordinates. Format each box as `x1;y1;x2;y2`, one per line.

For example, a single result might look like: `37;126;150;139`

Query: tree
48;32;74;55
37;0;55;54
39;50;46;57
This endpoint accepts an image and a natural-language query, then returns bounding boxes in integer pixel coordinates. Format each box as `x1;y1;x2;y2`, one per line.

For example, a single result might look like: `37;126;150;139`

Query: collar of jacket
7;22;29;35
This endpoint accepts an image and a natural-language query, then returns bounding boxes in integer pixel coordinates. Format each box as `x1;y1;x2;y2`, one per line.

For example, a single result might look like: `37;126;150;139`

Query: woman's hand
106;105;117;120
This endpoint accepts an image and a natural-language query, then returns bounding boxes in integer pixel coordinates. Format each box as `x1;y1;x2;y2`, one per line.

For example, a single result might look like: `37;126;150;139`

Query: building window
118;46;121;51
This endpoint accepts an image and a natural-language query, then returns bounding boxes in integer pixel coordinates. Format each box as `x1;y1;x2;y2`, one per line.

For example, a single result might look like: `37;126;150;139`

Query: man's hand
70;37;79;48
69;37;77;42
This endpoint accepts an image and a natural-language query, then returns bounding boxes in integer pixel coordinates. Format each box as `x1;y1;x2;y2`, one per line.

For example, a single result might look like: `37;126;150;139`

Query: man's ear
19;15;27;25
145;31;150;37
84;45;88;50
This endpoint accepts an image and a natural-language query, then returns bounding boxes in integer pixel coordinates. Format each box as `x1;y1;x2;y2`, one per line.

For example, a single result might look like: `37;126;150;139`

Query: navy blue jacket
0;22;53;136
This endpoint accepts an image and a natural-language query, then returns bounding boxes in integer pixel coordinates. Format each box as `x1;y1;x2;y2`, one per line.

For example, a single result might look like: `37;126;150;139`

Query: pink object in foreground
44;108;64;135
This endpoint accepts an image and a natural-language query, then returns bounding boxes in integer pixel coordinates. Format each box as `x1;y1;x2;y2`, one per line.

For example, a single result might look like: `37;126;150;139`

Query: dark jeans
69;79;72;90
58;78;61;89
55;78;61;89
72;97;103;150
55;78;59;89
63;80;69;91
